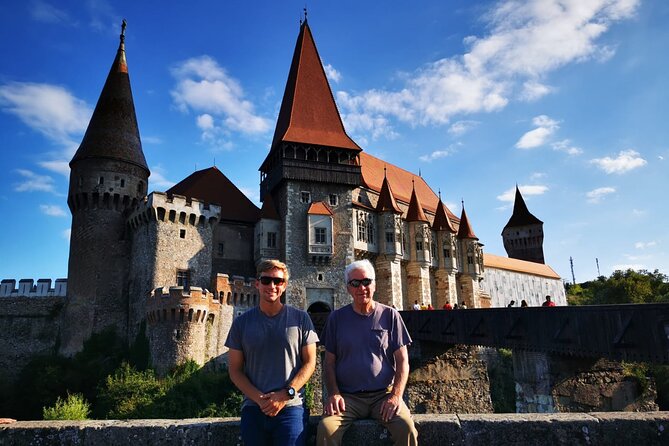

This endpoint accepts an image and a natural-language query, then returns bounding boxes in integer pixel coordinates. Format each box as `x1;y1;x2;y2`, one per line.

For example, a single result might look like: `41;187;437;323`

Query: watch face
287;387;296;398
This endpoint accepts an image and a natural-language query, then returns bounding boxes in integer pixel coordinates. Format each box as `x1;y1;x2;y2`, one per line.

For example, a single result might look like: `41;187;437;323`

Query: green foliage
622;362;650;393
650;365;669;410
487;349;516;413
42;393;91;420
567;269;669;306
97;363;164;419
303;380;314;412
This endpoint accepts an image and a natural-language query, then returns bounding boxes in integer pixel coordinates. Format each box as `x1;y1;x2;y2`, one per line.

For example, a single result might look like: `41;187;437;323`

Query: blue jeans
240;404;306;446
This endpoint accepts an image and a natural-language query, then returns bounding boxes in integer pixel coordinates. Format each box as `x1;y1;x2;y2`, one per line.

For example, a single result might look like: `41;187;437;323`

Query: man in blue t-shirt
225;259;318;446
317;259;418;445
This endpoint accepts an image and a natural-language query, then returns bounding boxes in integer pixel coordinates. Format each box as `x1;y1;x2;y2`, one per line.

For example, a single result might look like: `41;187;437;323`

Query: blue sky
1;0;667;284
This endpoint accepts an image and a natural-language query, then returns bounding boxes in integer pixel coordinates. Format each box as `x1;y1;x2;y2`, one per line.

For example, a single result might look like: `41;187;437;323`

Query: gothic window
431;241;437;258
267;232;277;248
357;213;367;242
301;191;311;204
416;238;423;251
367;218;375;243
443;242;451;258
176;270;190;289
315;227;326;244
385;231;394;244
467;255;474;265
329;194;338;206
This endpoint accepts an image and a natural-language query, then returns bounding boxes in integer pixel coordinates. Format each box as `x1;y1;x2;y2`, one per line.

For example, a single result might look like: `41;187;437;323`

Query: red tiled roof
269;21;361;154
307;201;333;215
406;187;429;222
433;199;456;232
484;253;560;279
457;206;478;240
166;167;260;223
504;186;543;229
376;176;402;213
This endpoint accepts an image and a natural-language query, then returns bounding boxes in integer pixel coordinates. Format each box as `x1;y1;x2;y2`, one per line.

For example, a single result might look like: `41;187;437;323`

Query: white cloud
324;64;342;83
590;149;647;174
170;56;272;141
14;169;57;194
39;160;70;177
333;0;638;140
634;241;657;249
448;120;479;136
552;139;583;155
40;204;67;217
529;172;545;180
142;135;163;145
497;184;548;202
586;186;615;203
240;186;260;205
149;166;176;191
30;1;72;24
515;115;559;149
419;150;454;162
61;228;71;241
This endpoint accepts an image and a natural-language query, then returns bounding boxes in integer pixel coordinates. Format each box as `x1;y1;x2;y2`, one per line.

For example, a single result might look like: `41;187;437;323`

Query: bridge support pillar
512;351;658;413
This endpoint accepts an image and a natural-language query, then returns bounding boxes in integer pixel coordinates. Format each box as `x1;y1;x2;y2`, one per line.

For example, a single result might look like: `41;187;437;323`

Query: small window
217;243;225;256
443;247;451;258
180;229;186;238
301;191;311;204
416;240;423;251
267;232;277;248
329;194;338;206
176;270;190;289
315;227;326;244
385;232;394;243
98;176;104;185
120;179;125;187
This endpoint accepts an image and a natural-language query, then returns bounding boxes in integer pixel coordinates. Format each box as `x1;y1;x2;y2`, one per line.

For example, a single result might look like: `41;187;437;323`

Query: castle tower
405;184;432;307
60;21;150;355
259;18;362;310
456;204;485;308
502;186;545;264
374;174;404;308
432;195;458;308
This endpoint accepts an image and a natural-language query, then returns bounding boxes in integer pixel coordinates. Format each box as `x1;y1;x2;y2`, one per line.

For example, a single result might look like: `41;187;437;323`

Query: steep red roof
267;20;360;156
406;186;429;223
260;193;280;220
307;201;333;215
71;22;148;173
504;186;543;229
376;175;402;213
432;199;456;232
166;167;259;223
457;205;478;240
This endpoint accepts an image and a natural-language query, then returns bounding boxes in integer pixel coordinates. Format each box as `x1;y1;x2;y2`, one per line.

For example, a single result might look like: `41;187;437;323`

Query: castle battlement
0;278;67;298
215;273;258;307
128;191;221;230
146;286;220;325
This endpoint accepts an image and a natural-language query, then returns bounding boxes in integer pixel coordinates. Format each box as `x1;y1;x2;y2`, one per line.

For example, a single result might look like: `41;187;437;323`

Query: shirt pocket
370;328;389;353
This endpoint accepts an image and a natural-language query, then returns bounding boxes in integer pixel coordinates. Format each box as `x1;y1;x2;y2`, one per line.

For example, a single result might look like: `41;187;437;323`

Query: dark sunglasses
258;276;286;286
348;278;373;288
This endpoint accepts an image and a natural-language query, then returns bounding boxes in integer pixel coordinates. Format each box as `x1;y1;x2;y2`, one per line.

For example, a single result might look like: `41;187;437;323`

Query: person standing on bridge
225;259;319;446
542;295;556;307
317;259;418;446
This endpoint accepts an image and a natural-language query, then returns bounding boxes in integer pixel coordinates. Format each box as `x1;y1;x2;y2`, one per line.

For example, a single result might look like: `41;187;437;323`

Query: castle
0;19;565;377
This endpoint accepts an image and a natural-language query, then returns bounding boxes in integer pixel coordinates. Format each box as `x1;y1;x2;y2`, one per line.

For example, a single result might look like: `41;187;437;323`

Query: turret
502;186;545;264
60;21;150;356
405;181;432;306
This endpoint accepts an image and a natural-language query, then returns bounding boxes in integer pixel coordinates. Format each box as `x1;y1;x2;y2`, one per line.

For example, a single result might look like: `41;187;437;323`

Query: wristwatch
286;386;296;399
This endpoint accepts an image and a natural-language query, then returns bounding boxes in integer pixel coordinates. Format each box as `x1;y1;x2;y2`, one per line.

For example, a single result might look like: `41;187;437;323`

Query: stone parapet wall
1;413;668;445
0;279;67;298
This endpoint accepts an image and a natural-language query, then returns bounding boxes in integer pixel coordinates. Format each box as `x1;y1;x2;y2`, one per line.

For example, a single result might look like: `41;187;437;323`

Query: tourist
427;303;434;310
317;260;418;446
460;302;468;309
442;301;453;310
412;300;421;311
225;259;319;446
452;303;459;310
542;295;556;307
520;300;528;307
507;300;516;308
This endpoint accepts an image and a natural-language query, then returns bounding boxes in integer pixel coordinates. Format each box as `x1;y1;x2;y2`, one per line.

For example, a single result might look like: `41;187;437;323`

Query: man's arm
380;345;409;422
261;342;318;416
227;348;265;407
323;350;346;415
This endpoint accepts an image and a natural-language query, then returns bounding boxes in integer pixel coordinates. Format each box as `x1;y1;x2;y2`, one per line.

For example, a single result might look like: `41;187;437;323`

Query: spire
376;173;402;213
266;20;361;157
432;198;456;232
406;181;428;222
457;203;478;239
504;186;543;229
70;20;148;172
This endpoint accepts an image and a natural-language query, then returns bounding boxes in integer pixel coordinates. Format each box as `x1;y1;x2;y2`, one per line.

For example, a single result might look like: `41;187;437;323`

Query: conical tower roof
70;21;148;173
167;166;260;223
261;19;360;171
406;183;429;223
432;196;456;232
457;205;478;239
504;186;543;229
376;172;402;213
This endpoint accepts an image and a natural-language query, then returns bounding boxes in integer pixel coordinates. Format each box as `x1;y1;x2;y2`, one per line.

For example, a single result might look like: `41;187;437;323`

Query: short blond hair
257;259;289;281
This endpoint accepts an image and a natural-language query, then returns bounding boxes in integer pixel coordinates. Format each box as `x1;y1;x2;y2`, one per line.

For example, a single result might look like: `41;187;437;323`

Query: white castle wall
0;278;67;298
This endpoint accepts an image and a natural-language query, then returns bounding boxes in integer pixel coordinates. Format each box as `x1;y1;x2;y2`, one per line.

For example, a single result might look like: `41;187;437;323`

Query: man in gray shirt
225;259;318;446
317;259;418;445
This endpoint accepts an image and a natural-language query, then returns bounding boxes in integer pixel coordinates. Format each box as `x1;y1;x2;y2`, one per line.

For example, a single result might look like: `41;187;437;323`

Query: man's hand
259;391;288;417
379;394;401;422
324;393;346;416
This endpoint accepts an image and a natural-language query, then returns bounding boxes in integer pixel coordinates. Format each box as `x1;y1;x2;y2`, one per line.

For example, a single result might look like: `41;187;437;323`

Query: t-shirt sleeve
322;311;337;354
224;316;243;350
301;311;319;346
389;309;412;352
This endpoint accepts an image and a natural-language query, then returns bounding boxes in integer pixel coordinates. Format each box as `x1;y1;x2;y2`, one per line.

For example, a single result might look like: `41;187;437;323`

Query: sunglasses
348;278;373;288
258;276;286;286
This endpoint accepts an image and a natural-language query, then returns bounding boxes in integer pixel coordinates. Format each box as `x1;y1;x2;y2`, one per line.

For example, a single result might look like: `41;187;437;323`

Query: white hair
345;259;376;282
